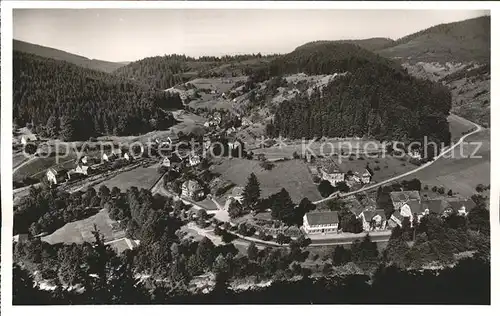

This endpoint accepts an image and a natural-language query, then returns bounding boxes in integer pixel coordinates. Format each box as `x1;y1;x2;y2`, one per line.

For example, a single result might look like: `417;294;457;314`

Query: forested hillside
376;16;490;63
113;54;274;89
13;52;183;141
295;38;395;52
14;40;127;73
252;43;451;144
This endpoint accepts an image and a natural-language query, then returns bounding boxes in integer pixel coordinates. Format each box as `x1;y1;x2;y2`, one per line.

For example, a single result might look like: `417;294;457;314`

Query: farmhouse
189;154;201;167
318;162;345;187
102;153;117;162
389;190;421;210
181;180;205;201
390;198;458;227
74;164;92;176
20;134;38;145
231;186;244;203
359;208;387;231
123;152;132;161
447;198;477;215
80;156;88;165
162;157;171;167
302;211;339;235
46;166;67;185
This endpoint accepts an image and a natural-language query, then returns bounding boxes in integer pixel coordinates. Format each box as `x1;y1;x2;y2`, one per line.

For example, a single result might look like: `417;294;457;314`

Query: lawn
94;164;162;191
41;209;125;245
211;158;321;203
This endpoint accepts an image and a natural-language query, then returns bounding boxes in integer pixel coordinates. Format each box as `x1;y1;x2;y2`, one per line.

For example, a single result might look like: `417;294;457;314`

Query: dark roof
48;165;66;174
405;200;423;213
390;190;421;203
306;211;339;225
447;199;477;212
421;199;451;215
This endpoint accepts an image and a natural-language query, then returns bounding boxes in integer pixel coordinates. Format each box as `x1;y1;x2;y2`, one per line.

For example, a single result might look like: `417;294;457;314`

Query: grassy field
448;113;478;142
212;158;321;203
94;164;162;191
13;152;29;168
41;209;125;245
13;155;76;182
400;129;490;197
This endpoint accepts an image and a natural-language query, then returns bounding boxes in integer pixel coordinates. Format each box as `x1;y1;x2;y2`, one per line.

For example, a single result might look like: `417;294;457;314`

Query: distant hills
13;39;127;73
295;38;395;53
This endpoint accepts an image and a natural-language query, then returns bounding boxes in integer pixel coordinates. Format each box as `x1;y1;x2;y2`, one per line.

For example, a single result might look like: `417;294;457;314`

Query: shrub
374;166;381;171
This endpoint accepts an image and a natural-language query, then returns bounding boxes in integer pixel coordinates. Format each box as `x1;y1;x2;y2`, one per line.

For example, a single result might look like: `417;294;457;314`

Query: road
313;117;483;205
12;155;37;174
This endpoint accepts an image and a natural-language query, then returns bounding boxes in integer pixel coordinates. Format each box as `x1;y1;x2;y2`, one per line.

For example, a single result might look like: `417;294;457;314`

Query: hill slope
296;38;395;52
374;16;490;127
13;39;127;73
14;51;183;141
242;42;451;145
376;16;490;63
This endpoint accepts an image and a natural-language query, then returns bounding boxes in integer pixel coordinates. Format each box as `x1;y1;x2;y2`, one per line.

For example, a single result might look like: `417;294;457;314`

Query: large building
46;166;67;185
303;211;339;234
181;180;205;201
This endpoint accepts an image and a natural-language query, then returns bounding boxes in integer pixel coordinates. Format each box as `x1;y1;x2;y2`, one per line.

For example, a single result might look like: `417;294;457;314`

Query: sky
13;9;490;62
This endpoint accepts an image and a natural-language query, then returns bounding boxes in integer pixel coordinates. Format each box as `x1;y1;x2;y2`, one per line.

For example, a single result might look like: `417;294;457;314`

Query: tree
291;197;316;227
24;143;38;155
318;180;335;197
247;242;259;261
242;173;261;209
351;234;379;266
335;181;350;193
332;245;351;266
339;210;363;233
437;187;445;195
276;233;291;245
45;114;60;138
60;115;77;141
270;188;296;224
447;189;453;196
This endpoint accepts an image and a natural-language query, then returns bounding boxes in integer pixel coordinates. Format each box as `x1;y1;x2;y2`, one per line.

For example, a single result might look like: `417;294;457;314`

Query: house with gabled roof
20;134;38;145
181;180;205;201
390;198;455;227
302;211;339;235
318;160;346;187
359;207;387;231
389;190;421;210
46;166;67;185
447;198;477;216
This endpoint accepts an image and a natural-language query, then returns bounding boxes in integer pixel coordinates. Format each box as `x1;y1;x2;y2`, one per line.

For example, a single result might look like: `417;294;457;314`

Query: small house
162;157;171;167
74;164;92;176
302;211;339;235
360;208;387;231
409;149;422;160
20;134;37;145
189;154;201;167
361;168;373;184
80;156;88;165
447;198;476;216
102;152;117;162
123;152;132;161
181;180;205;201
389;190;421;210
46;166;67;185
13;234;29;244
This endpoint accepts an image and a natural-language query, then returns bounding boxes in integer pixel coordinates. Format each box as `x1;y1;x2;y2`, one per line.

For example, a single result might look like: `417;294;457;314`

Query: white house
20;134;37;145
181;180;205;201
102;152;117;162
46;166;67;185
74;164;92;176
123;152;132;161
409;149;422;160
162;157;171;167
302;211;339;235
319;164;345;187
188;154;201;167
80;156;88;165
359;208;387;231
389;190;421;210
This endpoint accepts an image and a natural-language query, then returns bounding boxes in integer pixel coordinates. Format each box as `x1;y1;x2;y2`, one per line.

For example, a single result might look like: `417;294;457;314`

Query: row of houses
315;159;373;187
46;149;134;186
302;207;387;235
301;190;476;236
388;190;476;227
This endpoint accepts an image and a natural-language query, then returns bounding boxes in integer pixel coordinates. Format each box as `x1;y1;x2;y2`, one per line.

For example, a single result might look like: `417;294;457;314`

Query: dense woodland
251;43;452;144
13;52;183;140
113;53;274;90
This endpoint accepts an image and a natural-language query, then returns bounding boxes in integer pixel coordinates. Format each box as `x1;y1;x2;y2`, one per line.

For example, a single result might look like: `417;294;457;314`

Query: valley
11;11;491;305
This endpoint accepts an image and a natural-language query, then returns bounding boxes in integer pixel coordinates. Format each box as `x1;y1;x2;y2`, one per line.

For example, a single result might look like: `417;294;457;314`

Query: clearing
41;209;125;245
211;158;321;203
94;163;162;191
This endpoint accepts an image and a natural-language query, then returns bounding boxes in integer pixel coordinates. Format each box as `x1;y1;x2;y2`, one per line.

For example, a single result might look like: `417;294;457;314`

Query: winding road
313;116;483;205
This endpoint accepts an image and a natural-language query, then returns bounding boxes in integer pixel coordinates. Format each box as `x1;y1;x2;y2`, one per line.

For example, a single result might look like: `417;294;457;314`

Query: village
12;101;479;253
